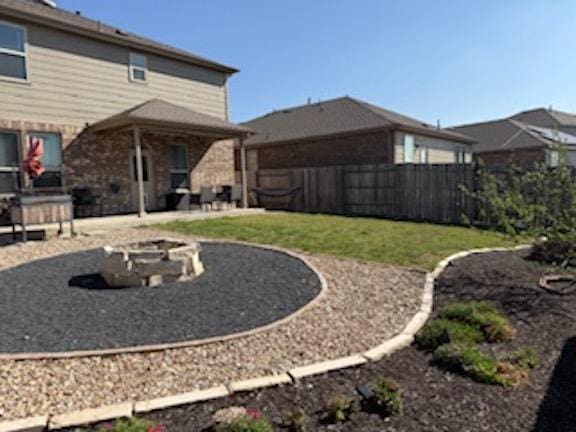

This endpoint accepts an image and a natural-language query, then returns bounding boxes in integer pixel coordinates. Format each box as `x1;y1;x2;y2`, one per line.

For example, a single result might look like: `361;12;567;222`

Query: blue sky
58;0;576;126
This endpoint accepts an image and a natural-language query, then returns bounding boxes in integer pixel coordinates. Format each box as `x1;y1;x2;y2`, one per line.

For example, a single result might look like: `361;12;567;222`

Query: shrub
326;395;355;423
416;318;484;352
466;156;576;265
371;378;402;417
508;347;539;370
283;407;310;432
215;416;273;432
433;343;525;387
438;301;515;342
99;418;163;432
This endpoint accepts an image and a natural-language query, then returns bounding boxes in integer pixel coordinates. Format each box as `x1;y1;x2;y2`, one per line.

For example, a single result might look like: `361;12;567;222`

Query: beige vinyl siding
394;131;470;164
0;19;228;126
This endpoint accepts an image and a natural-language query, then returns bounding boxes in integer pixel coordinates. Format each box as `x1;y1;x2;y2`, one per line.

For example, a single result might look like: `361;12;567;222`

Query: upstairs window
417;145;429;164
29;132;63;189
170;144;189;190
0;21;27;81
129;53;147;82
0;131;20;193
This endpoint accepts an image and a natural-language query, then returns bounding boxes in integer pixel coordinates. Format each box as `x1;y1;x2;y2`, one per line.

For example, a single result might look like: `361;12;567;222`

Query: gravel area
0;243;321;353
0;228;424;420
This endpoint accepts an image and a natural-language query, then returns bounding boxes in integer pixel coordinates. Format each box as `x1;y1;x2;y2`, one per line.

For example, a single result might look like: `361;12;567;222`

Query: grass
158;213;518;270
415;318;485;352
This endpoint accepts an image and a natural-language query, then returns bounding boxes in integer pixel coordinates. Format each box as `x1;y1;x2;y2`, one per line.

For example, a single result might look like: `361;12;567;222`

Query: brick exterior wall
474;148;546;167
0;119;235;216
237;130;394;170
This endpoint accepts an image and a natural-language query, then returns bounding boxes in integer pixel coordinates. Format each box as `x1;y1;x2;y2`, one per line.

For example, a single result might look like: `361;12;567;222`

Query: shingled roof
511;108;576;136
242;97;475;147
0;0;237;74
90;99;251;138
451;118;576;153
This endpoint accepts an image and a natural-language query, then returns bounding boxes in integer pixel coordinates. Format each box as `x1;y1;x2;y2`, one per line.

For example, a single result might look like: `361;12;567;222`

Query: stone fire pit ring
0;241;324;358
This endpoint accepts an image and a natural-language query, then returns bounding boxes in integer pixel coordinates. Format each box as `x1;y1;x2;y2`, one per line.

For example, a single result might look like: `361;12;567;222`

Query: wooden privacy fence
252;164;477;225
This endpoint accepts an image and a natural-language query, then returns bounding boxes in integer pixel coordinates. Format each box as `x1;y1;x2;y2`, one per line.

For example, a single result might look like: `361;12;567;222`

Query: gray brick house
0;0;250;217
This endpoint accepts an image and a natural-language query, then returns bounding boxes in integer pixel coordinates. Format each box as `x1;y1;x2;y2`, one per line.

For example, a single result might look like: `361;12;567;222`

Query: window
548;149;560;167
170;145;189;190
0;21;27;80
417;146;429;164
129;53;147;82
0;131;20;193
404;135;414;163
455;146;468;164
29;132;63;188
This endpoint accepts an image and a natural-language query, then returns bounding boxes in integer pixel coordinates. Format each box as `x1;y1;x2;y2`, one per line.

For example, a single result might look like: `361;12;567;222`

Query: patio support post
133;126;146;218
239;137;249;208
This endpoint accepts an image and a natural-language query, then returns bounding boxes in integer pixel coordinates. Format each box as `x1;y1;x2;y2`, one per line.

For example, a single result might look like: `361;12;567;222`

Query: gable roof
0;0;237;74
242;97;474;147
90;99;251;138
511;108;576;132
451;118;576;153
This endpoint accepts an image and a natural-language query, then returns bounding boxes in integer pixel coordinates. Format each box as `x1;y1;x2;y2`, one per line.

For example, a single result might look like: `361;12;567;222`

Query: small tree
467;148;576;266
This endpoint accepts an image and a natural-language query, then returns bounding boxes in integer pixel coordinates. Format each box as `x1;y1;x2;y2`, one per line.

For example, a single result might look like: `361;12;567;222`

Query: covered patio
82;99;253;217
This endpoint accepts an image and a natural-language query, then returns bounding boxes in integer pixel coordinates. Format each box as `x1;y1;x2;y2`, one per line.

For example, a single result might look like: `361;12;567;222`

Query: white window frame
0;130;21;196
170;144;189;192
0;20;29;83
455;146;468;164
129;52;148;83
417;145;429;164
404;134;415;163
548;149;560;167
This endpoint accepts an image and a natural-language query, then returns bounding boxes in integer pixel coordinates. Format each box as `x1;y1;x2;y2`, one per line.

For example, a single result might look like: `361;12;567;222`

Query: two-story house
0;0;250;218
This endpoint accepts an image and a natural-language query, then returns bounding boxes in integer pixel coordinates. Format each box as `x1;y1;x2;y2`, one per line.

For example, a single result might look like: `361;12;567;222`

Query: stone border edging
0;243;530;431
0;240;329;361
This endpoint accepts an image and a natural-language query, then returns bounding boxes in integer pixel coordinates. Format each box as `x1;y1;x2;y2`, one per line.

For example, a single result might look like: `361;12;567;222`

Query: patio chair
230;184;243;208
199;186;217;211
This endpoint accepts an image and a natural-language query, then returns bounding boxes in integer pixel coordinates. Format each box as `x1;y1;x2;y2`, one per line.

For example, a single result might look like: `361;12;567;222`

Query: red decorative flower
246;407;261;420
147;425;165;432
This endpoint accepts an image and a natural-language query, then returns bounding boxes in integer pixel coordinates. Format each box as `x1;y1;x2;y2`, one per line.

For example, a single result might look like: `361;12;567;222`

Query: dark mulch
0;243;321;354
84;249;576;432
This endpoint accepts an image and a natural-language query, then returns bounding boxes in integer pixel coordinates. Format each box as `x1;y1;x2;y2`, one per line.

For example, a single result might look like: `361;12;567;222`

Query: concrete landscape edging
0;243;530;431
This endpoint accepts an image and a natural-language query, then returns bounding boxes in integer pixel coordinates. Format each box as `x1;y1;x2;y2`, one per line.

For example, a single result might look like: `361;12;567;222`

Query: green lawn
158;214;519;271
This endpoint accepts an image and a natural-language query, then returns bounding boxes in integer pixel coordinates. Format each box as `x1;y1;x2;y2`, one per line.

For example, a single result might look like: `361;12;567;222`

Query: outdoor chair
200;186;217;211
230;184;243;208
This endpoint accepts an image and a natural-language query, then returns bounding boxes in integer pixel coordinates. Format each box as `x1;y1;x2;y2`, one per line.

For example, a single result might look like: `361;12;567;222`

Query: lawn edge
0;243;531;431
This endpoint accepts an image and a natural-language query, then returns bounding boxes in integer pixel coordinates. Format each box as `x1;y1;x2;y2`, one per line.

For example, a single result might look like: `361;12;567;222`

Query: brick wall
0;119;235;215
474;148;546;167
240;130;394;170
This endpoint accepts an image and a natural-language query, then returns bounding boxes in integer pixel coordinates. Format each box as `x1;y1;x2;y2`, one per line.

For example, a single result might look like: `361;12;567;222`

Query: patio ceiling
89;99;252;140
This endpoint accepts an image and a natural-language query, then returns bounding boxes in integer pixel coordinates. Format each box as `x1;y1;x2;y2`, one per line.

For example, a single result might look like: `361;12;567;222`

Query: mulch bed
0;243;321;354
88;248;576;432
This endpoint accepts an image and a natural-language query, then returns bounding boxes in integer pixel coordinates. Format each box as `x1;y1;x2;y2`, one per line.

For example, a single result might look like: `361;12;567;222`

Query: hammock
251;187;301;198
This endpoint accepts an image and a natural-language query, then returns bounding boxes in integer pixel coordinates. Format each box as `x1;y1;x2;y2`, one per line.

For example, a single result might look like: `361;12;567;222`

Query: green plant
284;407;310;432
215;415;274;432
466;155;576;266
509;347;539;370
371;378;402;417
326;395;355;423
432;343;526;387
438;301;515;342
416;318;484;352
98;417;163;432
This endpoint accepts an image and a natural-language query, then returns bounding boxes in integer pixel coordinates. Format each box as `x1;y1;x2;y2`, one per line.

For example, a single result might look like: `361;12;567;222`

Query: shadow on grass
533;336;576;432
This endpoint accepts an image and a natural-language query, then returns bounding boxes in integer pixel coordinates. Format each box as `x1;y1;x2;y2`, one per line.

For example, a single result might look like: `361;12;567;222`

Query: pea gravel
0;228;424;420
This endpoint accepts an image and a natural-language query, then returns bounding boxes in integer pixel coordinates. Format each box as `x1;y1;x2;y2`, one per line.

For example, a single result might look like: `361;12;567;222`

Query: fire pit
100;239;204;287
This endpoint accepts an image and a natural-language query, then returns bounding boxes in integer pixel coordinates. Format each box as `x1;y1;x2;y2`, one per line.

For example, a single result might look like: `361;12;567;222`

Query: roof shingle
243;97;474;146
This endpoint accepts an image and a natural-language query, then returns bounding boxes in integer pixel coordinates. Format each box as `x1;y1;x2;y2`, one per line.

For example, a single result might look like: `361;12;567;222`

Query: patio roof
89;99;252;139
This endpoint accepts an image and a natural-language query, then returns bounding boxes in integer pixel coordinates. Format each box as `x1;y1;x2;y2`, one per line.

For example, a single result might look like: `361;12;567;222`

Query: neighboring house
452;108;576;167
0;0;250;217
237;97;474;173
